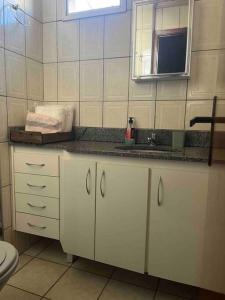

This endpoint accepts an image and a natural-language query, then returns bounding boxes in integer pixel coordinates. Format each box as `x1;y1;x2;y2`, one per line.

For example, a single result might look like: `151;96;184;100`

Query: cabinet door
95;163;149;273
148;168;208;286
60;157;96;259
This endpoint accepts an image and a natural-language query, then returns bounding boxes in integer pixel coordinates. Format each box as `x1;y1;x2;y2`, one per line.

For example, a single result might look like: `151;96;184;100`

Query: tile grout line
41;264;72;299
97;266;116;300
6;283;44;298
153;278;160;300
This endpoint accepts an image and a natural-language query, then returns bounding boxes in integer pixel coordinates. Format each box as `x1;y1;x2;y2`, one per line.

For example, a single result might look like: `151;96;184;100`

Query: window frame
63;0;127;20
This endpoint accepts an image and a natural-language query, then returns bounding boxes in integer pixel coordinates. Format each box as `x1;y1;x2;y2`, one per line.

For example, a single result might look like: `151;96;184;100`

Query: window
64;0;127;19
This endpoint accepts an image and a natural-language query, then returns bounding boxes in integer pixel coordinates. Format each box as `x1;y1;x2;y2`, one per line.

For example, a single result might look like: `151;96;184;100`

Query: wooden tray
10;127;75;145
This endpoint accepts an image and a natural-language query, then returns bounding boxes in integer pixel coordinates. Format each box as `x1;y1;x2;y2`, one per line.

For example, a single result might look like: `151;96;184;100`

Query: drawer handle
27;202;47;209
86;168;91;195
27;183;46;189
100;171;105;198
27;222;47;230
26;163;45;167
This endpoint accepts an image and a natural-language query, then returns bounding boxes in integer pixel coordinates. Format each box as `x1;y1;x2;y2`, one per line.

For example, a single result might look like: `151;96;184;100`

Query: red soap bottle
125;117;135;145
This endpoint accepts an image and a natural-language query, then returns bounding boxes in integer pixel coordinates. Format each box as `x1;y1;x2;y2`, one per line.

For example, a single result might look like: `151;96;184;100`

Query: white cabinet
60;157;149;272
95;163;149;273
148;168;209;286
60;157;96;260
12;147;60;240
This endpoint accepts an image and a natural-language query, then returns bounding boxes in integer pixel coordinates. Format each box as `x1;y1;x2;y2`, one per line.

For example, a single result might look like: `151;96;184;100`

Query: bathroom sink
115;145;180;153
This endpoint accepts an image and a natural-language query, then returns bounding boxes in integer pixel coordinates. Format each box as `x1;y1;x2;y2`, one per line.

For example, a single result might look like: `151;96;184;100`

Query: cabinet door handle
27;222;47;230
27;202;46;209
86;168;91;195
27;183;46;189
100;171;105;198
157;176;163;206
26;163;45;167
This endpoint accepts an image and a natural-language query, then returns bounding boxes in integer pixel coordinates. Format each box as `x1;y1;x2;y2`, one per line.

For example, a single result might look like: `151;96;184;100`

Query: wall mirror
132;0;194;80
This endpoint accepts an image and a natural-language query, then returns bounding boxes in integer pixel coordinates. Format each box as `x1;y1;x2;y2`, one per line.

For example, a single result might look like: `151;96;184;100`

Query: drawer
14;152;59;176
15;193;59;219
16;213;59;239
15;174;59;198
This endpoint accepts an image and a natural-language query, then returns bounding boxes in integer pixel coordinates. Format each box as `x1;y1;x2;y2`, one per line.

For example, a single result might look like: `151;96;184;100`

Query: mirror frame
131;0;194;81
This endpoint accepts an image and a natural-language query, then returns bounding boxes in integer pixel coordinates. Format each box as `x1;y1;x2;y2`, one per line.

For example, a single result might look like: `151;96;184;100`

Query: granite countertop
33;141;209;163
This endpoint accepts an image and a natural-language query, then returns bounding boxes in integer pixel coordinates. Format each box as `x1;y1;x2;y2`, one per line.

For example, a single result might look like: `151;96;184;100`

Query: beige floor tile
38;241;71;266
46;268;108;300
16;254;33;272
25;239;52;257
8;258;67;296
112;268;158;290
100;279;155;300
73;258;114;278
0;285;41;300
158;279;198;299
155;291;185;300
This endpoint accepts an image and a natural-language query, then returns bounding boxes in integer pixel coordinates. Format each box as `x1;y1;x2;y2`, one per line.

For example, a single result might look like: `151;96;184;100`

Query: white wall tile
104;58;129;101
129;80;156;101
185;101;213;131
44;63;57;101
216;51;225;99
188;51;218;100
58;62;79;101
80;60;103;102
7;97;27;127
215;100;225;132
56;0;63;21
26;16;43;62
128;101;155;129
103;102;128;128
193;0;225;51
0;48;6;96
104;11;131;58
1;185;12;229
58;101;80;126
0;0;4;47
0;97;8;142
0;142;10;188
157;80;187;101
58;20;79;62
27;59;43;101
6;51;27;99
28;100;41;112
80;102;102;127
127;0;133;10
42;0;57;22
4;4;25;55
25;0;42;21
43;22;57;63
80;17;104;60
156;101;186;130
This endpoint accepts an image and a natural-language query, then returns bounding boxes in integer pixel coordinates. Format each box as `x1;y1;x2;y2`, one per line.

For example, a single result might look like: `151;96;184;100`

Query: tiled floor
0;239;199;300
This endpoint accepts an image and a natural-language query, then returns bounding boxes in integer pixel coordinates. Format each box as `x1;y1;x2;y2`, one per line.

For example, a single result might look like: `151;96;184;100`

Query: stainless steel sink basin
115;145;179;153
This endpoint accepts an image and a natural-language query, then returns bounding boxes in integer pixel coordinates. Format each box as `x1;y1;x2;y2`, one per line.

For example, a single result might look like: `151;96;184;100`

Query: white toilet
0;241;19;290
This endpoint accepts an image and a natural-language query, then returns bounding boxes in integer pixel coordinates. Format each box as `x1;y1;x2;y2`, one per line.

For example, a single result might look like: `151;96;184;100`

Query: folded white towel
35;105;74;132
25;112;63;134
35;106;66;131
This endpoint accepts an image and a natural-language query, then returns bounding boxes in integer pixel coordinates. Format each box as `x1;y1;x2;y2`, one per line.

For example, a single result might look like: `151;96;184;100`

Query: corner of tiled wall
0;0;44;251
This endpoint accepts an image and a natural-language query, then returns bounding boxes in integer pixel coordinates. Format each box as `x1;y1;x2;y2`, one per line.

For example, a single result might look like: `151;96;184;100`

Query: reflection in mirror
132;0;194;80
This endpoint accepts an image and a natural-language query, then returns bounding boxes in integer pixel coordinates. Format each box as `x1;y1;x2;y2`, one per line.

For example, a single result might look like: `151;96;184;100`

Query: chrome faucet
147;133;156;147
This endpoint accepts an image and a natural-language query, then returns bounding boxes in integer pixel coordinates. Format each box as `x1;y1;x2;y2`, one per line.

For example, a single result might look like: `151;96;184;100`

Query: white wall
0;0;43;248
42;0;225;130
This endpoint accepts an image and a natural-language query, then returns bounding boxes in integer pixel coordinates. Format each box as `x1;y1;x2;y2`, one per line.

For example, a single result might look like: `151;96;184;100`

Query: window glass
68;0;121;14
